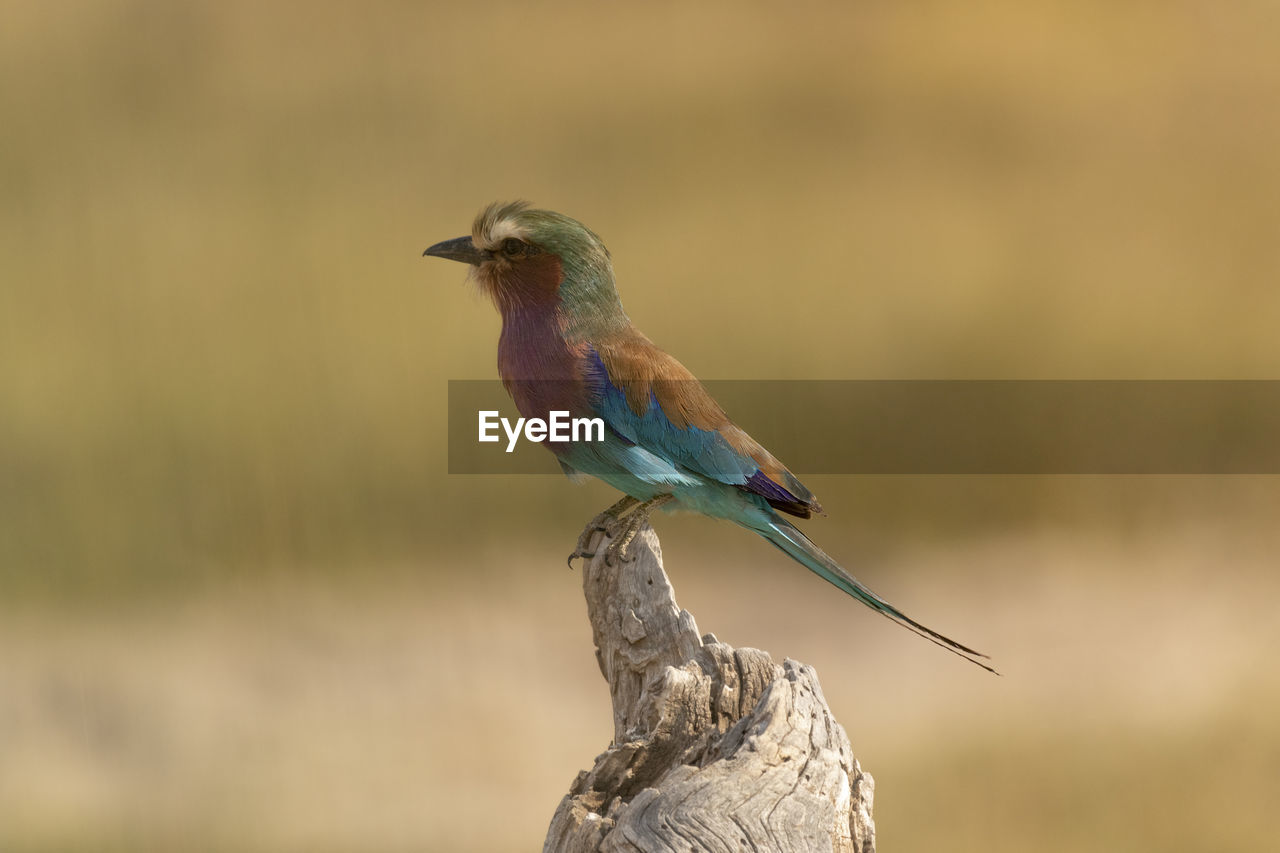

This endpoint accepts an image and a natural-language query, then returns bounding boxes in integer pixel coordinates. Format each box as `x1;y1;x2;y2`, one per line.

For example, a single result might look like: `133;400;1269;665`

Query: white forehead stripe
475;217;529;250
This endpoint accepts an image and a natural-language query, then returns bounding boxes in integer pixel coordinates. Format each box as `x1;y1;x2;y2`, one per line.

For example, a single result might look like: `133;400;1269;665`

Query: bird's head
424;202;624;327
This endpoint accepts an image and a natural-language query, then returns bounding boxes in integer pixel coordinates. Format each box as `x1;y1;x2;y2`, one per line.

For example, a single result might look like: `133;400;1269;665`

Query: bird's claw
566;550;595;568
600;540;632;567
611;529;641;563
569;527;637;567
567;523;611;568
567;495;669;568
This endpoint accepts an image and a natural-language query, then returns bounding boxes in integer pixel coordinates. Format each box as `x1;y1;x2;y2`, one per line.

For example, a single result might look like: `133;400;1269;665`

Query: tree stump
544;523;876;853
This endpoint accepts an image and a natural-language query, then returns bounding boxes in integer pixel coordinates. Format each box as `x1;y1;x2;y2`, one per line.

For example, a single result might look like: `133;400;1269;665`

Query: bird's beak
423;236;484;266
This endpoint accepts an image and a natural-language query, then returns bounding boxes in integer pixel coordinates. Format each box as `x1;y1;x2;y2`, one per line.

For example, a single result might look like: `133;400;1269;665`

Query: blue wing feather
581;350;811;511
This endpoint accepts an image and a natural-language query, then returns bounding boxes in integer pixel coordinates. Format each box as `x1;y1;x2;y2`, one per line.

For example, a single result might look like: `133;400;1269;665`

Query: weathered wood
544;523;876;853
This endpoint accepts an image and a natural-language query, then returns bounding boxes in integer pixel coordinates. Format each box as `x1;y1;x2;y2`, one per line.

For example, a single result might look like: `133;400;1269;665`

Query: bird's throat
481;253;564;315
496;301;593;430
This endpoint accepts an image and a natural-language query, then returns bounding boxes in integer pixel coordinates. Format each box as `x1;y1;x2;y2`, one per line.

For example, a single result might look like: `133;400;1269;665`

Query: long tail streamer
759;516;999;675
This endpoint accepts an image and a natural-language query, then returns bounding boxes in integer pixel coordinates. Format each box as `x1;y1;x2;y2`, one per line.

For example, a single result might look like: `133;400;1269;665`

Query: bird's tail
755;515;999;674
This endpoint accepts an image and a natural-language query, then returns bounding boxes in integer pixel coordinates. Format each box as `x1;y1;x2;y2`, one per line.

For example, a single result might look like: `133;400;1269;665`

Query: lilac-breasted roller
425;202;994;672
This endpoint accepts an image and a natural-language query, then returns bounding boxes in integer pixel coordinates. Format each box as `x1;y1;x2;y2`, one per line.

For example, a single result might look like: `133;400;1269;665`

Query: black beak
423;235;484;265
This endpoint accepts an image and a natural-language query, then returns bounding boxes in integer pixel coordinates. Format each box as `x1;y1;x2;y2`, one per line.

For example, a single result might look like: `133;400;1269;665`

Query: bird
424;201;995;673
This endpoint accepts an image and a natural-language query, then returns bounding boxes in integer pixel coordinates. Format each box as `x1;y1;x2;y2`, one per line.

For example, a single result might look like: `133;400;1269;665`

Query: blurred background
2;0;1278;849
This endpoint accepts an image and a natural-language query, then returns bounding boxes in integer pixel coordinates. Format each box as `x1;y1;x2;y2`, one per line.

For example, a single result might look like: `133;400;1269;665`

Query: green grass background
2;1;1277;849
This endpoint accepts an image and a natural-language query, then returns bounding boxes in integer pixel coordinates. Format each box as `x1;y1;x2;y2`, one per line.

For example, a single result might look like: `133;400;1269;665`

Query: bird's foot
567;496;640;567
603;495;673;564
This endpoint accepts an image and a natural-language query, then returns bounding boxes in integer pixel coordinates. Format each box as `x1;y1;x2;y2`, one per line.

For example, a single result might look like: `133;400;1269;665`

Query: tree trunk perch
544;523;876;853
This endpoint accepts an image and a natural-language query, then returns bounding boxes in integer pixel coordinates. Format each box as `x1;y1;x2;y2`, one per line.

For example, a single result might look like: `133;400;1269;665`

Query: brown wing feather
595;328;823;518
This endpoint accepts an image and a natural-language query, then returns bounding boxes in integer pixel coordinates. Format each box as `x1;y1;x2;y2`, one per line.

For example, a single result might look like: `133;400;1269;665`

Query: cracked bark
543;523;876;853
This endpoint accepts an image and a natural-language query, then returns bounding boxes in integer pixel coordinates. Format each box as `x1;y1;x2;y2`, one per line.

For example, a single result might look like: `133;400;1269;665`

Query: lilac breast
497;304;590;425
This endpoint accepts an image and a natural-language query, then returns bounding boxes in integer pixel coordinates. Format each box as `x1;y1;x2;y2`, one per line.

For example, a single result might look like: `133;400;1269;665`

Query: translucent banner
447;380;1280;474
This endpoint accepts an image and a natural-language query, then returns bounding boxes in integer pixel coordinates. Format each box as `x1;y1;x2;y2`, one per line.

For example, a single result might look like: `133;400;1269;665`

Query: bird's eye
501;238;526;257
